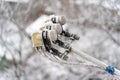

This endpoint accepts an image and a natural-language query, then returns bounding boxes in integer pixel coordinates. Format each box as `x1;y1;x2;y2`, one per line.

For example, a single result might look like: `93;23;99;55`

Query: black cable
42;31;63;57
61;30;80;40
42;31;51;52
55;39;65;47
51;17;56;23
61;30;71;37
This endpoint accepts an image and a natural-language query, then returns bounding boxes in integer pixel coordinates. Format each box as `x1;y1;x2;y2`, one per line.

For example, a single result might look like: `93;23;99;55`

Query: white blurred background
0;0;120;80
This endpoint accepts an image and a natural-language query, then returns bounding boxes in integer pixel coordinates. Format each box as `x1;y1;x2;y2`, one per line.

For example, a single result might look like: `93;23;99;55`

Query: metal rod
71;47;120;77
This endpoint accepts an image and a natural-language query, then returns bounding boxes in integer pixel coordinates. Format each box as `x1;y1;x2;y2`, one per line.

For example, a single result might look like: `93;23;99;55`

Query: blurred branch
0;19;27;80
101;26;120;47
3;0;29;3
10;18;31;39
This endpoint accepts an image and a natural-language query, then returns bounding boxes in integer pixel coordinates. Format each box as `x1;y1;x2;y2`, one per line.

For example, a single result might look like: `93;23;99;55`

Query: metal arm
71;47;120;76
